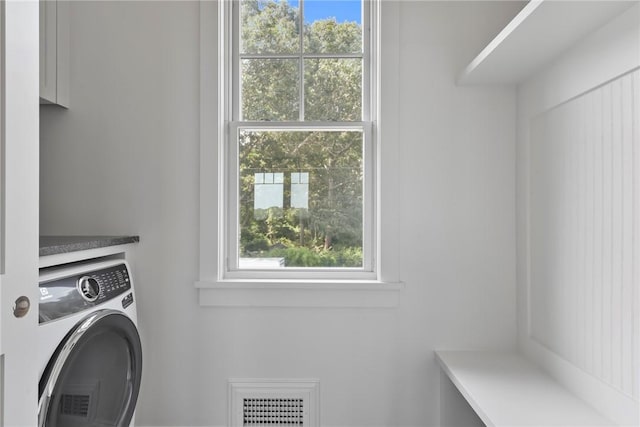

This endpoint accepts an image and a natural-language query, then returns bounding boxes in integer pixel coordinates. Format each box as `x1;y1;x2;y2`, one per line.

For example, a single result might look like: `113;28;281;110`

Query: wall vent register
229;379;319;427
243;398;304;425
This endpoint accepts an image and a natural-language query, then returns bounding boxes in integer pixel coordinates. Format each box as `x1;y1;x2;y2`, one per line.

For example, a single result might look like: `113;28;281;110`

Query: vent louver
243;398;304;425
60;394;90;418
229;379;319;427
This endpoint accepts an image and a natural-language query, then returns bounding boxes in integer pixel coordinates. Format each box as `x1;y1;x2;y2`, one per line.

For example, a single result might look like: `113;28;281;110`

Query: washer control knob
77;276;101;302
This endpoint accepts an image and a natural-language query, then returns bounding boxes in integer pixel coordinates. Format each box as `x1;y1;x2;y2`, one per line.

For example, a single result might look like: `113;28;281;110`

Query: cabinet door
1;1;40;426
39;0;56;103
39;0;69;107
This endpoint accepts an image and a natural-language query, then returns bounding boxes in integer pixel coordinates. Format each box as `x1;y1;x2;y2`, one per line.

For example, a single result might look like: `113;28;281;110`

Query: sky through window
286;0;361;24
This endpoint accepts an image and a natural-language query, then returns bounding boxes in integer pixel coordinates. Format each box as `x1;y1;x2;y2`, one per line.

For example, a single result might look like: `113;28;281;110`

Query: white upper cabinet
458;0;637;85
40;0;69;107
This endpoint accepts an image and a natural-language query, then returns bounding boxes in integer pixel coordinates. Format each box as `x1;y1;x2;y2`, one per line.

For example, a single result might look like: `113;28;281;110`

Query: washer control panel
39;263;132;324
84;265;132;301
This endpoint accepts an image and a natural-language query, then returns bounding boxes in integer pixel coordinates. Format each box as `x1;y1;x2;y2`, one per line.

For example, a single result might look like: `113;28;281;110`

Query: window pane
304;58;362;121
239;130;364;268
240;0;300;54
254;172;285;213
242;59;299;121
303;0;362;54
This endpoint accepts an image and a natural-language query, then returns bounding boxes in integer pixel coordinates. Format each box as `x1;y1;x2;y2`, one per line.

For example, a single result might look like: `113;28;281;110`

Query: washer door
39;310;142;427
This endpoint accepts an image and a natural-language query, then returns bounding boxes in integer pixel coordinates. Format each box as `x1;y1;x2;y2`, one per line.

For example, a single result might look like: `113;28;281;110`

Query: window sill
195;280;404;308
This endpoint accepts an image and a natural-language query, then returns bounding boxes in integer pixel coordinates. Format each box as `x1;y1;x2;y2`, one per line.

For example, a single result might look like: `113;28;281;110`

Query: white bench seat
435;350;615;427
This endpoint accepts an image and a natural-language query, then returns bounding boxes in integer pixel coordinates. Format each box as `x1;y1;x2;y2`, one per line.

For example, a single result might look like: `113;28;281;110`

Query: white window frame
197;0;402;307
226;0;375;281
227;123;375;281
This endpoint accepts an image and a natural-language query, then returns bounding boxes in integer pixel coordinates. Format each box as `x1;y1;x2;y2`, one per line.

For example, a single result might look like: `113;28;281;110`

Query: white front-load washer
38;259;142;427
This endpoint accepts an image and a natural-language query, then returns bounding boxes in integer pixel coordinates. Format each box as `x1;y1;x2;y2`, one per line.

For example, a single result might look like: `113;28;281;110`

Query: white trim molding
196;280;403;308
197;0;403;307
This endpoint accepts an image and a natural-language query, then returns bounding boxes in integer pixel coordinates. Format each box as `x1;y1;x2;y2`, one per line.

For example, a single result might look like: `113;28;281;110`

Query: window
221;0;376;280
198;0;402;305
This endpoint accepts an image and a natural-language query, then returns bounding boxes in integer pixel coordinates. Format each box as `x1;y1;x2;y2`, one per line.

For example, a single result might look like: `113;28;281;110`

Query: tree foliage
238;0;364;267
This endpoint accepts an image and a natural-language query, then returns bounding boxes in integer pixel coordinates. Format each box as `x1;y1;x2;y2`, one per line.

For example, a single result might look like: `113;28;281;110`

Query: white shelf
436;350;613;427
458;0;637;85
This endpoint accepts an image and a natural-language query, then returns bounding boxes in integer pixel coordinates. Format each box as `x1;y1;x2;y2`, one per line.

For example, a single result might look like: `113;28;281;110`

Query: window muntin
226;0;375;276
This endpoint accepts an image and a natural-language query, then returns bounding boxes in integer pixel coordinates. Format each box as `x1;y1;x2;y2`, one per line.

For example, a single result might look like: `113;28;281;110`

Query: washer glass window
39;311;142;427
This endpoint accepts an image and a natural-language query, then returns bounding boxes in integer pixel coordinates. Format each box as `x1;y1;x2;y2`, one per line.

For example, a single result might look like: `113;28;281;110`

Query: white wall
517;4;640;425
40;1;521;425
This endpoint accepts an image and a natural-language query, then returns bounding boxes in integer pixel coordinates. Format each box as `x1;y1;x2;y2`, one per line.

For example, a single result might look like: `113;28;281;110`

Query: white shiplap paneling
530;69;639;399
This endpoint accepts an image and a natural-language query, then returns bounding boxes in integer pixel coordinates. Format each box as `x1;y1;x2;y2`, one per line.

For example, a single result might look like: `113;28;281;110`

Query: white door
0;1;40;426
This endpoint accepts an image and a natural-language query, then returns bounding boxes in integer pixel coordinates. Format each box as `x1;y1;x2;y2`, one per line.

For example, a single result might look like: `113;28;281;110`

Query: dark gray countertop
39;235;140;257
